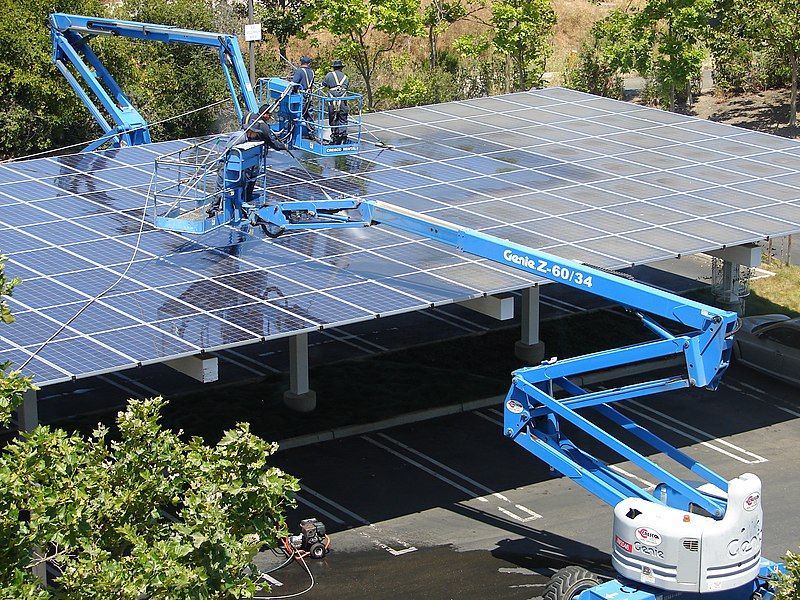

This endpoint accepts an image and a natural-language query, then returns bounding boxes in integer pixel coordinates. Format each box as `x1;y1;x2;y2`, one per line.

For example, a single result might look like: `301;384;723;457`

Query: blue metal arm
250;197;738;517
49;13;258;151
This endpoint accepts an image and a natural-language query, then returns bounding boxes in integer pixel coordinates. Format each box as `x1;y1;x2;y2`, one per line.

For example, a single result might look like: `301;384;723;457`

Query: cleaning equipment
286;518;330;560
49;13;363;155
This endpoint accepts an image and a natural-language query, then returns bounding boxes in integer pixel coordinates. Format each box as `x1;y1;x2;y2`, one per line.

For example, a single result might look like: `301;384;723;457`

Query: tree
106;0;231;141
594;0;711;111
490;0;557;92
0;0;106;159
0;397;299;598
735;0;800;126
316;0;423;110
0;257;34;427
256;0;316;62
423;0;483;69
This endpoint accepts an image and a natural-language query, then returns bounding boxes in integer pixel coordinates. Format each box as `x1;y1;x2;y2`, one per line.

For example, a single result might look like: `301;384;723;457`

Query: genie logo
743;492;760;512
635;527;662;547
503;249;536;269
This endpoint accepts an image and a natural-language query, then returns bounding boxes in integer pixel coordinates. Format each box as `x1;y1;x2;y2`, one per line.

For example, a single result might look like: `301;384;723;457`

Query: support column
719;259;742;314
16;390;47;586
18;389;39;432
515;286;546;364
283;333;317;412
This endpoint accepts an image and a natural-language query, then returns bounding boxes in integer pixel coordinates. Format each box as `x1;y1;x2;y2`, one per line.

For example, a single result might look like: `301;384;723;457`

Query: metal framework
49;13;258;151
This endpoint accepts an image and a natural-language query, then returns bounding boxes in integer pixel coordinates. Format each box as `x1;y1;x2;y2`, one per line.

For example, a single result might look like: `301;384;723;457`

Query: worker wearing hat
207;108;286;216
291;56;315;92
291;56;315;137
321;59;350;145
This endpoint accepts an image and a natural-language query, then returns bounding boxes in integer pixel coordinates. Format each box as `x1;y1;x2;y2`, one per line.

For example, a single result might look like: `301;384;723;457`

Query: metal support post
719;259;743;315
284;333;317;412
515;286;546;364
247;0;256;87
18;389;39;432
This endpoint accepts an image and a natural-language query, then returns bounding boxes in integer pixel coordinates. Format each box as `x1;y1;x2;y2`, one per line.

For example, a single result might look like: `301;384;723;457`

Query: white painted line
608;465;656;490
628;400;768;464
115;372;161;396
726;381;800;418
363;435;488;501
98;375;144;398
621;405;766;465
370;433;542;521
474;410;502;426
224;348;280;374
295;495;345;525
300;484;417;556
260;573;283;587
212;350;268;376
300;484;370;525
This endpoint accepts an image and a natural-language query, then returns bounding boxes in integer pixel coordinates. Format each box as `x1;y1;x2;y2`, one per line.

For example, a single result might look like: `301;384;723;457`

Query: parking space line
366;433;542;522
362;435;488;501
725;381;800;418
260;573;283;587
296;495;346;525
213;350;269;376
299;484;417;557
627;400;768;464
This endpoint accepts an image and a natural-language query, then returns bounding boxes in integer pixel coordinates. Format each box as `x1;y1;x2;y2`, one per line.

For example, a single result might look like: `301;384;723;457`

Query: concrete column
515;286;546;364
719;259;743;315
17;390;46;583
283;333;317;412
18;389;39;432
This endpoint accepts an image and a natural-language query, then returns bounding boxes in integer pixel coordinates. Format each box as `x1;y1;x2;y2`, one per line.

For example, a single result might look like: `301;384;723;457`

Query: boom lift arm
247;198;783;598
49;13;258;151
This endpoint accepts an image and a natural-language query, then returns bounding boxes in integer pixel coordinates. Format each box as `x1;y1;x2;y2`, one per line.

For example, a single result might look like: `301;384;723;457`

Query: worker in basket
292;56;316;138
321;59;350;145
207;107;286;216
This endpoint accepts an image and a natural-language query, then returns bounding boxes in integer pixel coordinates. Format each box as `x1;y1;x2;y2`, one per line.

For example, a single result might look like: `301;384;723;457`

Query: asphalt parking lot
261;365;800;599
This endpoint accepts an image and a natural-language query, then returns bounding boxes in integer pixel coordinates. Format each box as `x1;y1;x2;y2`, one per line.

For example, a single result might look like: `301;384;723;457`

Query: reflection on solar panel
3;87;800;386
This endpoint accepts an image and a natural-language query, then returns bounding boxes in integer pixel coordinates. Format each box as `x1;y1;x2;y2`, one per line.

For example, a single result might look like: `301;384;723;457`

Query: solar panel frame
4;88;800;386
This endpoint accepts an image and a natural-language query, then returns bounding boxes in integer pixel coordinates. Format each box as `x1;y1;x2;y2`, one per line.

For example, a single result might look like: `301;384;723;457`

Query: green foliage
377;65;460;108
729;0;800;125
256;0;316;58
0;257;35;427
317;0;423;109
106;0;231;141
0;0;107;159
423;0;477;69
0;397;299;599
774;549;800;599
490;0;557;91
596;0;711;110
562;34;624;99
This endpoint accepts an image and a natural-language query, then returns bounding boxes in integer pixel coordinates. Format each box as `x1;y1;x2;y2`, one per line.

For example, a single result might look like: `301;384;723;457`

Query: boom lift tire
543;566;602;600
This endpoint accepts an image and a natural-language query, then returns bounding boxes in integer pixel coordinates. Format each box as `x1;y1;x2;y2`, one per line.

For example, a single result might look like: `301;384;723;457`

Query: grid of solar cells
3;87;800;386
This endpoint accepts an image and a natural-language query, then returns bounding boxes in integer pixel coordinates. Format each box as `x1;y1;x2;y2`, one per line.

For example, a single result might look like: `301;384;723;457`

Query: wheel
543;566;602;600
309;542;326;559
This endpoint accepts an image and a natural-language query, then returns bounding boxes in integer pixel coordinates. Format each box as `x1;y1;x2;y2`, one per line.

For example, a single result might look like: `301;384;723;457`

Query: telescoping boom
249;197;783;599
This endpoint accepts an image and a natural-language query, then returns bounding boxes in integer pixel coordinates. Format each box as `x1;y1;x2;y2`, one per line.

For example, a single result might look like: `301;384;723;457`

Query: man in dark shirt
291;56;315;91
291;56;315;136
207;109;286;215
321;59;350;145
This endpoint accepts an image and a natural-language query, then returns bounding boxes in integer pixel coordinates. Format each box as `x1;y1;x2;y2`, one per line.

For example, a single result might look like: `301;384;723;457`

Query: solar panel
4;88;800;386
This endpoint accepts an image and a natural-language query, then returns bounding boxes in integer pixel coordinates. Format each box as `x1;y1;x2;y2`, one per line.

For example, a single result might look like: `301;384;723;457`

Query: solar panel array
3;87;800;386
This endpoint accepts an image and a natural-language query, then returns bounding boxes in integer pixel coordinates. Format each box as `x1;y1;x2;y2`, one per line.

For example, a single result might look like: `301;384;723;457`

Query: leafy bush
775;549;800;600
563;43;623;99
0;397;299;599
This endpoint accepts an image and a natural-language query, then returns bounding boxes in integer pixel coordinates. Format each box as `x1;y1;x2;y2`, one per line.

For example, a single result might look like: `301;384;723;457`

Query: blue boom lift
52;14;786;599
48;13;362;154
